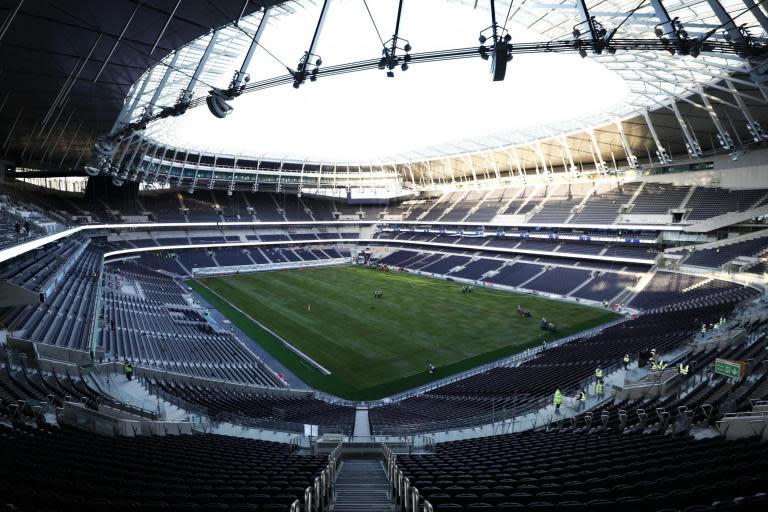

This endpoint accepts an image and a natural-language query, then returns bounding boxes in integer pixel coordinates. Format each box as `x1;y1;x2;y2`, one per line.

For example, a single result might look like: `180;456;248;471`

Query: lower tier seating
397;430;768;511
0;420;327;512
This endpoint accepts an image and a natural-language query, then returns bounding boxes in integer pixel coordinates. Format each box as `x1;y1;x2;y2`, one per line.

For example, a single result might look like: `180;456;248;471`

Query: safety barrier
384;443;432;512
289;441;342;511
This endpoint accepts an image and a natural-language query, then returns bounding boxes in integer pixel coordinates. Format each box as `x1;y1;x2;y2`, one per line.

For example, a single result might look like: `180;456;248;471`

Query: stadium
1;0;768;510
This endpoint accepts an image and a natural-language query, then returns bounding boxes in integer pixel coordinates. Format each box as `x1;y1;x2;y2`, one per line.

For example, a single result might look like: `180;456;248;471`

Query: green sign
714;358;742;379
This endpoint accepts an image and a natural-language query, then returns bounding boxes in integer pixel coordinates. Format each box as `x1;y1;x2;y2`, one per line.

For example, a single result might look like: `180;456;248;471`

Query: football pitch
190;265;618;400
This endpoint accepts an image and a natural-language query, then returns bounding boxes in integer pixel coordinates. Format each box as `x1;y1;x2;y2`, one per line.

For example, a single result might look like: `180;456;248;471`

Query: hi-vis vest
554;390;563;405
679;364;689;375
623;355;630;364
596;383;604;394
595;368;603;378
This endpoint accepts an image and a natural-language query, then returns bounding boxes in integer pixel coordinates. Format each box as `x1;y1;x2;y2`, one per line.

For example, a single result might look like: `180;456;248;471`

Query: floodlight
206;89;234;119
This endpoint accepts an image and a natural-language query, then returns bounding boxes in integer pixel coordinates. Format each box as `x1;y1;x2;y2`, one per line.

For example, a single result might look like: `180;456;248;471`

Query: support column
556;136;577;174
586;128;608;173
533;142;549;175
180;30;220;104
642;110;671;163
112;65;156;133
147;50;180;115
671;102;703;158
649;0;680;44
614;119;638;168
726;79;765;141
699;91;734;150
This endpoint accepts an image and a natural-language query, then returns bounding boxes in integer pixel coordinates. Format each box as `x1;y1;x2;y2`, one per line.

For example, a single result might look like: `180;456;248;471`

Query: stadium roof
0;0;767;180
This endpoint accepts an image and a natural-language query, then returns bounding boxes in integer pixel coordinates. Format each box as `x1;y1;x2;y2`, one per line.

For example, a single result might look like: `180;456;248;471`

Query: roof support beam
93;0;142;83
555;136;577;173
649;0;680;44
726;79;765;141
699;90;734;150
58;120;82;167
147;50;180;115
614;119;637;168
705;0;746;45
150;0;182;55
671;102;703;158
741;0;768;33
585;128;607;173
232;8;271;90
112;64;156;134
641;109;671;164
0;0;24;43
180;29;220;104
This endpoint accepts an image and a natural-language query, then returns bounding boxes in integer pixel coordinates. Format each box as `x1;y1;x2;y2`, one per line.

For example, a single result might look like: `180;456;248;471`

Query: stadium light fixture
477;1;513;81
380;0;412;77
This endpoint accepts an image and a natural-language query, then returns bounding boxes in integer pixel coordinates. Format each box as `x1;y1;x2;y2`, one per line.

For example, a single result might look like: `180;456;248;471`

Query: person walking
553;388;563;414
125;361;134;381
577;388;587;411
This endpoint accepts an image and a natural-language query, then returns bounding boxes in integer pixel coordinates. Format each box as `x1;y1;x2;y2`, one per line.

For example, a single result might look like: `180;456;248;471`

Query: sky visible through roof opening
148;0;630;163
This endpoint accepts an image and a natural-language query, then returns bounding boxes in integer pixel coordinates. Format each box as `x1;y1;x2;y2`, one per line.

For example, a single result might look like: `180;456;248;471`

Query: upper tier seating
0;237;88;293
0;248;102;350
528;183;590;223
569;182;640;224
683;236;768;268
630;183;690;215
685;186;768;221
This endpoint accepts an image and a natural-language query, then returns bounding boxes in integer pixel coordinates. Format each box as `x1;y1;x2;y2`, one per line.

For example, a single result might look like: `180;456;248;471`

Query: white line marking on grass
194;280;333;376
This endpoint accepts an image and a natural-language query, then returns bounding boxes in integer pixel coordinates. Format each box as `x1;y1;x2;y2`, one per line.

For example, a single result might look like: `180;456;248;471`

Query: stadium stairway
353;406;371;439
332;459;394;512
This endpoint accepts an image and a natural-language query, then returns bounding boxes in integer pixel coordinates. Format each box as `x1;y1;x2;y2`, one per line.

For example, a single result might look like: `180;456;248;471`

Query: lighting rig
91;0;768;184
653;17;711;57
292;0;331;88
207;8;272;118
477;0;514;81
377;0;412;77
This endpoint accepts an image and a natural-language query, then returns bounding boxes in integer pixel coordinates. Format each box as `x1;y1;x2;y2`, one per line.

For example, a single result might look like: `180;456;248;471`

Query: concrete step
332;459;394;512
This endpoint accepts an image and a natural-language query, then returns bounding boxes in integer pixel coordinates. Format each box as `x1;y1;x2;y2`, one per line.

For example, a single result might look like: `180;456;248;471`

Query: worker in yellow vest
577;388;587;411
678;363;690;377
596;381;604;398
595;367;604;384
622;354;630;370
553;388;563;414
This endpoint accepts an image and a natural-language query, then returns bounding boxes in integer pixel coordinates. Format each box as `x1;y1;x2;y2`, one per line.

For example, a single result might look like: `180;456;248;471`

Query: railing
289;440;342;511
384;443;430;512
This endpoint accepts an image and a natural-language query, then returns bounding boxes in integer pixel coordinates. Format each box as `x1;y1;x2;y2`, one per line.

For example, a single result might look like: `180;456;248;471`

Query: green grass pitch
190;265;619;400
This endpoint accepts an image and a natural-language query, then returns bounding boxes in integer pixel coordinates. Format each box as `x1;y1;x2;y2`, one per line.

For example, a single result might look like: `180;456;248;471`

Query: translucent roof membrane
121;0;763;165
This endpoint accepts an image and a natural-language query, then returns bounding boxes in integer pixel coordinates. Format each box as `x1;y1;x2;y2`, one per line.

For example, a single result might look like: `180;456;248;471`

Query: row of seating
98;263;283;386
6;179;766;228
147;378;356;435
